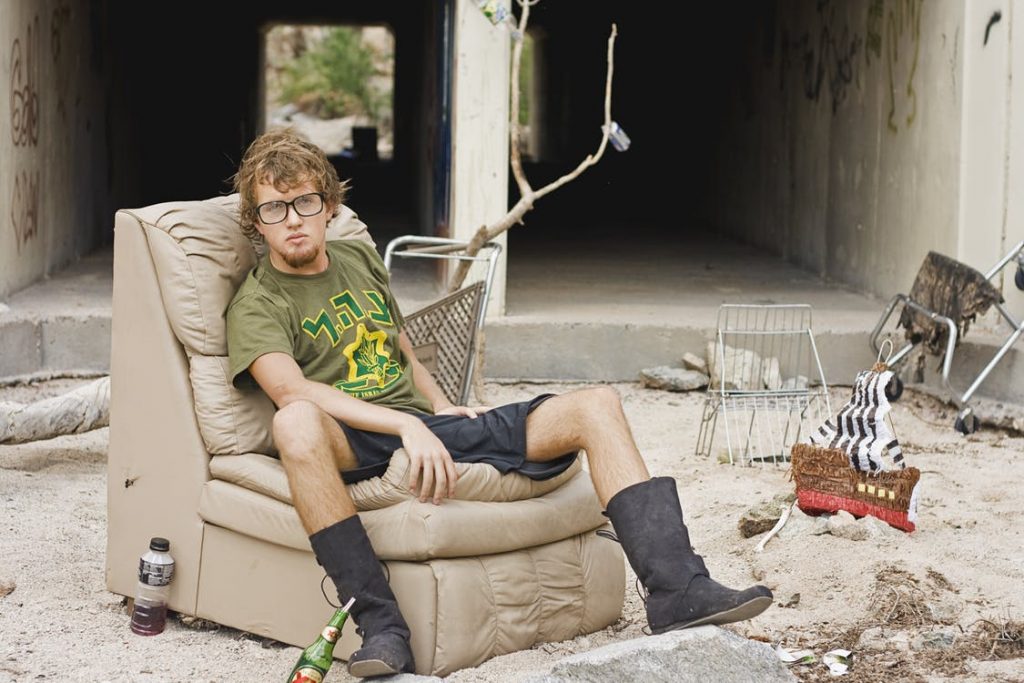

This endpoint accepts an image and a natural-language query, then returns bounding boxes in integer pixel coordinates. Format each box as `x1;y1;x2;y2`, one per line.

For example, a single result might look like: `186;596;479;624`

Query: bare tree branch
446;16;619;293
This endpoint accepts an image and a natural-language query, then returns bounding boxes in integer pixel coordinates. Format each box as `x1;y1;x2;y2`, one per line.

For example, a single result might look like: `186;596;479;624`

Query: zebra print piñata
810;368;904;472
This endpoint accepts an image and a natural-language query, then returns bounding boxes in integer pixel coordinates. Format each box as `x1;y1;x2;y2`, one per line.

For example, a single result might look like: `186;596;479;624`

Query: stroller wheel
1016;265;1024;291
954;410;980;435
885;375;904;402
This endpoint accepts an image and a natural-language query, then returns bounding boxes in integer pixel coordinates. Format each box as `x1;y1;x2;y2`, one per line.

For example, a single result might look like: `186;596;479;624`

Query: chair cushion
190;355;277;455
209;449;582;510
125;194;373;455
198;468;607;560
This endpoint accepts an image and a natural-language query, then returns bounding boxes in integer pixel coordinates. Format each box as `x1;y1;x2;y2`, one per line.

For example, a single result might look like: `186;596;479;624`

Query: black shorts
337;393;578;484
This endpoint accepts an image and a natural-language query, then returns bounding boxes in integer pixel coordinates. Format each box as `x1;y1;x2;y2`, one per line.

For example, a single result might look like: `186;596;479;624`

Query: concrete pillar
450;0;511;316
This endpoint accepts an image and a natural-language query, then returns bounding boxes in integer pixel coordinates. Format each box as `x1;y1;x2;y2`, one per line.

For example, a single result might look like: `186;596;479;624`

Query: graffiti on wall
885;0;922;133
51;2;72;121
11;171;40;255
778;1;863;114
10;16;41;147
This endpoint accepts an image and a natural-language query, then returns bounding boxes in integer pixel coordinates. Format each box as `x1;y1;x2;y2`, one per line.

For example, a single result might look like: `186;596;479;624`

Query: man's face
254;177;333;274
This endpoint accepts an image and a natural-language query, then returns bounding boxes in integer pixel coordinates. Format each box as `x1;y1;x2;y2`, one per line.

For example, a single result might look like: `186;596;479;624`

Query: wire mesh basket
695;304;832;466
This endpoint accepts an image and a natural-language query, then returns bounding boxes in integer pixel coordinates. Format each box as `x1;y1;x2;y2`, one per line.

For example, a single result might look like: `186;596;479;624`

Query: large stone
911;628;958;651
827;510;869;541
738;493;796;538
681;352;708;374
524;627;796;683
640;366;709;392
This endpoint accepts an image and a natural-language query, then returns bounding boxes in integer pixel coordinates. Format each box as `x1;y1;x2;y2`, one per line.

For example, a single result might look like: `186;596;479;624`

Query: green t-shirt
226;240;433;415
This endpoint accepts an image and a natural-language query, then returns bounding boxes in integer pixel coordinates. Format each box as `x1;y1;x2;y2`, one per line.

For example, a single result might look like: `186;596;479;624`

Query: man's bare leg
524;386;649;505
272;399;360;533
272;399;414;677
525;386;772;633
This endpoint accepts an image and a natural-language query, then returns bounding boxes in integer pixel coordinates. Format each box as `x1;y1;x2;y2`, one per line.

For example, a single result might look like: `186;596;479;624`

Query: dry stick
445;9;619;293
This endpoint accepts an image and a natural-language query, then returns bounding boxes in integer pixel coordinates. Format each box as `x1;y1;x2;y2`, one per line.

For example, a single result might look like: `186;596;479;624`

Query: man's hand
401;418;458;505
434;405;493;418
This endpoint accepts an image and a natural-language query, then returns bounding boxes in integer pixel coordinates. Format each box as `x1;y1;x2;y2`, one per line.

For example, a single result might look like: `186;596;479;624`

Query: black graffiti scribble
10;17;40;147
886;0;922;132
51;3;71;63
778;1;862;114
11;170;41;254
984;11;1002;46
51;3;71;119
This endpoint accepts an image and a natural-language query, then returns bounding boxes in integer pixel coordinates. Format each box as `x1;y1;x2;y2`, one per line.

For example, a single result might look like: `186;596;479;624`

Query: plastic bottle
130;537;175;636
286;598;356;682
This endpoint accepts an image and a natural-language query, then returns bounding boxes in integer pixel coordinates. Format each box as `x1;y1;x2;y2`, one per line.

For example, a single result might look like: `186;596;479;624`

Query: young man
226;129;772;677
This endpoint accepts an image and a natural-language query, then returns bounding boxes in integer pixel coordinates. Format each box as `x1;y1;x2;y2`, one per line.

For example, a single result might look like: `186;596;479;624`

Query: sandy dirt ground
1;378;1023;682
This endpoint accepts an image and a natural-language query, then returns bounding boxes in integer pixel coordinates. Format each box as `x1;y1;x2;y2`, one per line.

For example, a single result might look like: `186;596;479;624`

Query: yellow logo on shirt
335;323;402;397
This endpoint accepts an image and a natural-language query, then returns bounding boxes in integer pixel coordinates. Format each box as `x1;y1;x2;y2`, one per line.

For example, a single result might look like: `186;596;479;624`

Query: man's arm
250;351;459;504
398;330;488;418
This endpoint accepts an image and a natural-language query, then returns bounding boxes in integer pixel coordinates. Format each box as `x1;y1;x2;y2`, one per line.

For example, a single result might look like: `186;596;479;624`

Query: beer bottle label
289;667;324;683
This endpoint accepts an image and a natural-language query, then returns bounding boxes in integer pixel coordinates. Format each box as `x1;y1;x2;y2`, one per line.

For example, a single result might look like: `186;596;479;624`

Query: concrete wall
960;0;1024;327
712;0;963;300
0;1;113;300
450;0;510;316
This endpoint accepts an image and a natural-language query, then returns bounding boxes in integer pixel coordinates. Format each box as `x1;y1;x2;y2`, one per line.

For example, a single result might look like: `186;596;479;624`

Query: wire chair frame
384;236;502;406
696;304;832;466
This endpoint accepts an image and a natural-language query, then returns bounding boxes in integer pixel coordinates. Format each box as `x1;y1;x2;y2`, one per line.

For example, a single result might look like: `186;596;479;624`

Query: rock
776;506;818;540
860;515;903;539
640;367;709;392
523;626;796;683
831;522;869;542
810;516;831;535
738;493;796;538
0;580;14;598
682;352;708;374
926;596;961;624
707;344;764;391
857;626;888;651
780;375;810;391
827;510;869;541
911;628;958;651
377;676;444;682
761;357;782;391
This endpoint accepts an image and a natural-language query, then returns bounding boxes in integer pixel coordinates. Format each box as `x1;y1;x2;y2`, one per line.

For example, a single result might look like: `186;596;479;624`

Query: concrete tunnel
3;0;1024;398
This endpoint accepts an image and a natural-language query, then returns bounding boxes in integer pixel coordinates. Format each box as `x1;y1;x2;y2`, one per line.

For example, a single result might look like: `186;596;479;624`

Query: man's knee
273;400;329;454
576;386;623;417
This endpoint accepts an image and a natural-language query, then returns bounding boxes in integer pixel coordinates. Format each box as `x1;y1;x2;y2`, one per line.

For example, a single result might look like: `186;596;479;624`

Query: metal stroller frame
696;304;832;466
869;240;1024;434
384;235;502;406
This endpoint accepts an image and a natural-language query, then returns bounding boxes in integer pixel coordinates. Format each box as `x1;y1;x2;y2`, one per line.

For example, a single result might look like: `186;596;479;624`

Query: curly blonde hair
232;127;350;242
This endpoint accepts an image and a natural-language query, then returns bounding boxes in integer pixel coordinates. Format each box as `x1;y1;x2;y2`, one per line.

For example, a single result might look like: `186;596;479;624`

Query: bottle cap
149;537;170;552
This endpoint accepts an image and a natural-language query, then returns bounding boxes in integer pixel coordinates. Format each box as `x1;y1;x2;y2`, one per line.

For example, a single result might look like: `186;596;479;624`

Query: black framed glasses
256;192;325;224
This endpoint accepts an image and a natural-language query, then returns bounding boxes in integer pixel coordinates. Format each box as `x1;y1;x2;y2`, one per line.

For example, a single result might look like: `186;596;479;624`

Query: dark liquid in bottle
130;602;168;636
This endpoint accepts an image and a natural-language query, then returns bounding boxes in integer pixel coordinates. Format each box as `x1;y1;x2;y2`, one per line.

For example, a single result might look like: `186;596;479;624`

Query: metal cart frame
869;240;1024;434
696;304;832;466
384;235;502;406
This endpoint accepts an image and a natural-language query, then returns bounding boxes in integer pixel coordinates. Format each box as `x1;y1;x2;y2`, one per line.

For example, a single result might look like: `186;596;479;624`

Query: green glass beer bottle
286;598;356;683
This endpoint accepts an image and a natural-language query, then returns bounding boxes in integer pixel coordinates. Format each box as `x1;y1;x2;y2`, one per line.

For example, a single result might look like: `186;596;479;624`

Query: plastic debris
774;644;816;665
823;649;852;676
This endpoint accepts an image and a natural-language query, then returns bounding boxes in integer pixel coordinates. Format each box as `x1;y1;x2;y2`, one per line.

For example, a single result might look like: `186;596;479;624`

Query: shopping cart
869;241;1024;434
384;235;502;406
696;304;832;466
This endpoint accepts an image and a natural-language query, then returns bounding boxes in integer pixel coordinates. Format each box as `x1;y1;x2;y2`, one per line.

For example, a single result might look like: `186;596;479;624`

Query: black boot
309;516;415;677
605;477;773;634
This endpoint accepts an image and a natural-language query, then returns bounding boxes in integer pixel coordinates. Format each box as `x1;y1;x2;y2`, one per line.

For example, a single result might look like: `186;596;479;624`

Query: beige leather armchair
104;195;624;675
